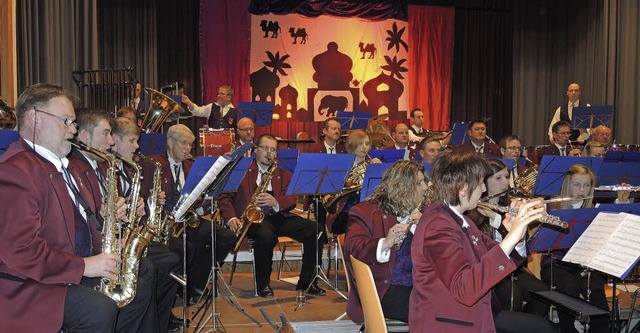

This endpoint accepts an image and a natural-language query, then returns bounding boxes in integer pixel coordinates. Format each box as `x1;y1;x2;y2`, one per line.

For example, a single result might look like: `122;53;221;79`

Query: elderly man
591;125;612;146
0;84;150;332
182;85;238;129
452;120;500;158
548;83;590;142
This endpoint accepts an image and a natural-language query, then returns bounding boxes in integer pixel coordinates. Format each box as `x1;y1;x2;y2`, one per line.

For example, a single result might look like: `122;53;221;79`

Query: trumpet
476;201;568;229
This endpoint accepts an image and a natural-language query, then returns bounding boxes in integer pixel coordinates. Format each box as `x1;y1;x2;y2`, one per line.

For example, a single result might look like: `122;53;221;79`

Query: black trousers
541;264;609;333
186;219;237;291
146;242;181;330
494;310;556;333
494;268;550;317
249;213;320;290
380;284;411;323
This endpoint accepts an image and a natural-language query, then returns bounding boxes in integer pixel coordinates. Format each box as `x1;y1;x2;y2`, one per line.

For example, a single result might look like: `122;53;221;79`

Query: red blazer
534;145;560;165
304;140;347;154
343;201;400;324
148;154;193;211
453;142;501;158
409;203;517;333
0;139;85;332
218;160;297;222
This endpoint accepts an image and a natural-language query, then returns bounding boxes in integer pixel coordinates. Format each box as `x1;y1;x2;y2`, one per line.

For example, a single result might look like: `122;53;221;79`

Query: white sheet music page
563;212;640;279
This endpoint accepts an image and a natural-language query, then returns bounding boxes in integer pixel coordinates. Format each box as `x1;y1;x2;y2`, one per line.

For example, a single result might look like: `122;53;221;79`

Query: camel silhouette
288;27;308;44
358;42;376;59
260;20;281;38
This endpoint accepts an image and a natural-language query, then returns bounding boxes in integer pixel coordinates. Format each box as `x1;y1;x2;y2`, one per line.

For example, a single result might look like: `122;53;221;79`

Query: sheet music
172;156;230;221
563;212;640;279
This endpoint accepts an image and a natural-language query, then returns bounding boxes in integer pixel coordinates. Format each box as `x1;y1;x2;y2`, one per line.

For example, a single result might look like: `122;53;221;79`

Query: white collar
446;202;470;228
24;138;68;171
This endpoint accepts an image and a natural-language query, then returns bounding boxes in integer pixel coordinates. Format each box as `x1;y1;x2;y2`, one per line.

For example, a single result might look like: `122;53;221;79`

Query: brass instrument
230;158;278;254
514;165;538;197
0;98;16;129
72;141;151;307
476;201;568;229
322;159;368;214
140;88;186;133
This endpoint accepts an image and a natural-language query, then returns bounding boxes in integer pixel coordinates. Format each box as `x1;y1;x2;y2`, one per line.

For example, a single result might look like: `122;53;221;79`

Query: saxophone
136;153;166;243
230;158;278;254
322;159;369;214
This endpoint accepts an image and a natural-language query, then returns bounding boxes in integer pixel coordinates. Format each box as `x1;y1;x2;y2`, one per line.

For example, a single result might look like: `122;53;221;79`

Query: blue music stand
449;122;470;145
336;111;371;131
498;158;516;171
0;130;19;155
139;133;167;155
423;162;432;176
238;102;273;126
603;150;640;163
572;105;613;130
369;149;406;163
286;153;355;196
277;148;299;174
360;163;393;202
532;156;603;196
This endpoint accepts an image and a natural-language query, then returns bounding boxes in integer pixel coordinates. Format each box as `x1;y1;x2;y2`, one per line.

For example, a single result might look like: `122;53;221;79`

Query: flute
476;202;569;229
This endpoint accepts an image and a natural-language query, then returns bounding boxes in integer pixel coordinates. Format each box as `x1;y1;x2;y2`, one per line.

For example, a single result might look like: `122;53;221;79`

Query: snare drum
199;128;236;156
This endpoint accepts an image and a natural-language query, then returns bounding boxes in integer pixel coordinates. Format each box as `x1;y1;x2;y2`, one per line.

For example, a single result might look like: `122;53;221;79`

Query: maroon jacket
343;201;401;324
453;142;501;158
147;153;193;211
218;160;297;222
534;145;561;165
0;139;86;332
410;203;518;332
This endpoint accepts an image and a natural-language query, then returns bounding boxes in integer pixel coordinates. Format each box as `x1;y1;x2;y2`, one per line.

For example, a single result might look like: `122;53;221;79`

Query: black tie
95;169;107;196
328;147;335;154
173;164;182;196
476;146;483;153
560;147;566;156
61;167;98;256
118;166;131;197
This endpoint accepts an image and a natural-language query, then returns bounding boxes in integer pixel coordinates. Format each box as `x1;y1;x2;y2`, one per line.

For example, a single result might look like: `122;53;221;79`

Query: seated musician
452;119;501;157
539;164;610;333
466;159;551;320
581;141;606;157
325;129;381;235
408;108;427;141
410;151;555;333
418;137;442;163
0;83;151;332
590;125;612;146
391;123;411;157
147;124;237;302
309;117;346;154
536;121;582;164
344;160;427;324
236;117;255;146
220;134;326;299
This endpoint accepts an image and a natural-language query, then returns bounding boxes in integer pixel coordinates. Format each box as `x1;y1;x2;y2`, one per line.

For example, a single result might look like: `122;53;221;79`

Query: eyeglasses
170;138;193;147
557;131;572;136
217;92;232;97
504;146;523;151
593;133;610;137
237;127;254;132
257;145;277;152
34;108;77;127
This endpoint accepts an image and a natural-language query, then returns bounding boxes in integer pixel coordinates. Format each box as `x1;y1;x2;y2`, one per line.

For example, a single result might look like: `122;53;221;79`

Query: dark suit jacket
218;160;297;222
304;140;347;154
534;145;560;165
453;142;501;158
147;154;193;211
207;104;238;129
343;201;401;324
0;139;86;332
409;203;517;332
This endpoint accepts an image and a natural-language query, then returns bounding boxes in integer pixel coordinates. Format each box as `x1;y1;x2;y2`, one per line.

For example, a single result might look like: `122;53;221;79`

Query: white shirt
376;214;417;263
189;102;235;119
167;155;185;189
548;99;591;141
323;141;337;154
256;164;280;212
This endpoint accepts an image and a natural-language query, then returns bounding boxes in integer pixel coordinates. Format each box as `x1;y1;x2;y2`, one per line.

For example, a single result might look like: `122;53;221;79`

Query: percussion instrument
610;144;639;152
199;128;236;156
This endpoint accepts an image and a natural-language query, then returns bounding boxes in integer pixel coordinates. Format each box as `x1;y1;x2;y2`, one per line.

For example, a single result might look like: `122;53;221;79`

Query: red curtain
408;5;454;131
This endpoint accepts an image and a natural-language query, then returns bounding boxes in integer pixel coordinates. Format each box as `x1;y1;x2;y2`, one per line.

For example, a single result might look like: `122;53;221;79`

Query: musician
233;117;255;157
580;141;606;157
309;117;346;154
182;85;238;129
536;121;582;164
344;160;427;324
148;124;237;302
548;83;589;142
410;151;555;333
452;119;501;158
466;159;551;319
418;137;442;163
220;134;326;298
499;135;527;184
391;123;410;152
117;106;137;126
408;108;427;141
131;80;148;117
0;84;150;332
590;125;612;146
540;164;609;333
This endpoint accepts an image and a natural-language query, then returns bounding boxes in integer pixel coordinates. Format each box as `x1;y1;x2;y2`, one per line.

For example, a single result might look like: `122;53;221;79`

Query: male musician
452;119;501;157
418;137;442;163
149;124;237;301
408;108;427;141
536;121;582;164
234;117;256;157
117;106;138;125
0;84;150;332
182;85;238;129
309;117;346;154
220;134;326;298
590;125;612;146
548;83;590;142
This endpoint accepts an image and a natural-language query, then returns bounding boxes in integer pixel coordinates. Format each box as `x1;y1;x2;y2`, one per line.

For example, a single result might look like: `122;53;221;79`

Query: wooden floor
172;270;354;333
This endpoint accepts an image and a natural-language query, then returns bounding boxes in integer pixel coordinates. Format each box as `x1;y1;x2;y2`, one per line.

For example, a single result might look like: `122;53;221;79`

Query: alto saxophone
136;153;167;243
230;158;278;254
322;159;368;214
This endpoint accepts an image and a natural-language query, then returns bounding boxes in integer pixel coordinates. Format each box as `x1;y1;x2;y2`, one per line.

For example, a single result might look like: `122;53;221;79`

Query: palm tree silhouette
381;55;408;79
263;51;291;76
385;22;408;53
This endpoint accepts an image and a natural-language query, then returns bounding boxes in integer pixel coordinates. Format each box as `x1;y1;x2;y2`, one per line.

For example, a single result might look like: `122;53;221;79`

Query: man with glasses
536;121;581;164
590;125;612;146
0;84;151;332
182;85;238;129
220;134;326;299
234;117;256;157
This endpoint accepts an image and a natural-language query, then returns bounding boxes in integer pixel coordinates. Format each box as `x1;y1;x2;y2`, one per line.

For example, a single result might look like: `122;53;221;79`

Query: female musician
343;160;427;324
325;129;381;235
410;151;555;333
539;164;609;333
467;159;550;318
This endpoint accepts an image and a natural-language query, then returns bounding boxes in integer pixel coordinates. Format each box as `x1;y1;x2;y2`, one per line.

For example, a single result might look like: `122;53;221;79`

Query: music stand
572;105;613;132
286;153;355;300
595;161;640;198
359;163;393;202
423;162;432;176
0;130;19;155
336;111;371;131
532;156;603;196
448;122;470;146
138;133;167;155
368;149;406;163
238;102;273;126
276;149;299;174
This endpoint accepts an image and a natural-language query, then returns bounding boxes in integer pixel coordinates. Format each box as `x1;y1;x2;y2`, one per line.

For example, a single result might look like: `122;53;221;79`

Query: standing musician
181;85;238;129
408;108;427;141
220;134;326;299
548;83;589;142
0;84;151;332
452;119;501;158
344;160;427;324
147;124;237;302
